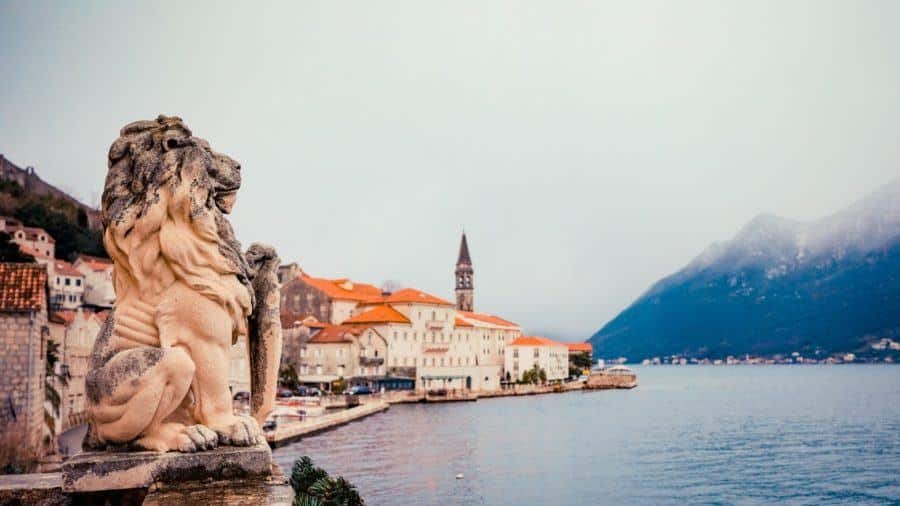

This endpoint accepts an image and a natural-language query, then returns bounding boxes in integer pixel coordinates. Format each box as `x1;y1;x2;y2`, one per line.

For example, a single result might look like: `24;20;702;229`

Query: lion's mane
101;115;252;335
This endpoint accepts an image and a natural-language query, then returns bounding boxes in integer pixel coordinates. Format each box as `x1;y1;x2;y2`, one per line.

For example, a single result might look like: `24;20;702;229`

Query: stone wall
279;277;331;327
281;325;311;370
0;154;101;230
0;310;48;457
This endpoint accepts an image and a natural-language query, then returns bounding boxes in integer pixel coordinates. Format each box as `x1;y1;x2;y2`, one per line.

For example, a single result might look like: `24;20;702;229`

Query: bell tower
455;232;474;312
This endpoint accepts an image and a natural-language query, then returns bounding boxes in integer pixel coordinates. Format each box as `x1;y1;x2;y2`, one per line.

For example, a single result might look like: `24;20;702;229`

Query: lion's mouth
215;189;238;214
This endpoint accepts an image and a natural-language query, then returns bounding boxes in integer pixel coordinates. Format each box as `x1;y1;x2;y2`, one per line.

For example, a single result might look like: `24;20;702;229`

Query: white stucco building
505;336;569;384
74;255;115;308
49;260;85;310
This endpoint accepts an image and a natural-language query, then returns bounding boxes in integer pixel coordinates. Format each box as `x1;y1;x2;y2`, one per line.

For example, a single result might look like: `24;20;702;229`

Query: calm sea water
273;366;900;505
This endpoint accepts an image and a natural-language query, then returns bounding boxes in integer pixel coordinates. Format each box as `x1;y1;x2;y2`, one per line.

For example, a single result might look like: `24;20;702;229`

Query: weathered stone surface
82;115;282;454
0;472;69;506
61;442;273;493
143;465;293;506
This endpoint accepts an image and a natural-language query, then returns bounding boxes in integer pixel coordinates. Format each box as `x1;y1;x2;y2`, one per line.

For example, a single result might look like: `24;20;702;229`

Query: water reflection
274;366;900;505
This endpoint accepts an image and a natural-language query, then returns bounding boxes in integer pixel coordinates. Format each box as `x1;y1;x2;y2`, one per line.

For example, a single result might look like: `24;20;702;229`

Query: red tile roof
52;260;83;278
345;305;411;325
457;311;519;329
383;288;453;307
566;343;593;354
76;255;112;272
0;263;47;312
299;274;383;303
509;336;566;347
454;316;474;328
52;310;77;324
308;325;363;344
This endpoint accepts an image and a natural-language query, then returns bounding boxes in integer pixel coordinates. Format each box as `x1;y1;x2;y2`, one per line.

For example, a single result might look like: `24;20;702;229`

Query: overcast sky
1;1;898;340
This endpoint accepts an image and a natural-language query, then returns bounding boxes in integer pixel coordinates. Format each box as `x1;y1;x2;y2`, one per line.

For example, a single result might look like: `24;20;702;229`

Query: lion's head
102;115;252;329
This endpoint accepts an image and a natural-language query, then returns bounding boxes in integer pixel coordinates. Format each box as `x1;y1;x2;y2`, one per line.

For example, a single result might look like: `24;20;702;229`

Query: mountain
589;180;900;361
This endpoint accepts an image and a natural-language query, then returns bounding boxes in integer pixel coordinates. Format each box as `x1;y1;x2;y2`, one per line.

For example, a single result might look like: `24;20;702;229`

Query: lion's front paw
214;415;262;447
175;424;219;453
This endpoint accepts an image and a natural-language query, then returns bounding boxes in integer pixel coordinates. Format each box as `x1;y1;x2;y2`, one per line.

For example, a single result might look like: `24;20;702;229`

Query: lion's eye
166;138;179;150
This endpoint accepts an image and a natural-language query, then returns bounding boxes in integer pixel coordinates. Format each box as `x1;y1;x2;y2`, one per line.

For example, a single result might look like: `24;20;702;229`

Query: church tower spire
455;232;474;312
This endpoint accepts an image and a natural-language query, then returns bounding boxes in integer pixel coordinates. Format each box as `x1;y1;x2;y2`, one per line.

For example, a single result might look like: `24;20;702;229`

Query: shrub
290;456;364;506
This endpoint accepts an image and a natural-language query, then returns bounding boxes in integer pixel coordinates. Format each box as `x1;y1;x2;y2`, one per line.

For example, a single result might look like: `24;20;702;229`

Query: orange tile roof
53;260;83;278
76;255;112;272
0;263;47;312
345;305;411;325
566;343;593;353
383;288;453;306
454;317;474;328
509;336;566;347
308;325;363;344
457;311;519;328
299;274;383;303
53;310;77;324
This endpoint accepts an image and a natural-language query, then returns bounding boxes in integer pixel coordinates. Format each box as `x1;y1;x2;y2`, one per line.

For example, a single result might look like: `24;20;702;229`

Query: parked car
262;419;277;432
233;391;250;402
347;385;373;395
293;386;323;397
277;386;294;398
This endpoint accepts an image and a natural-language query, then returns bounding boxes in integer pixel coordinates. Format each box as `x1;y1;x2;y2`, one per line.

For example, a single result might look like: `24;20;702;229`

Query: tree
280;365;300;392
332;377;347;394
290;456;364;506
570;351;592;370
0;232;34;262
45;339;67;440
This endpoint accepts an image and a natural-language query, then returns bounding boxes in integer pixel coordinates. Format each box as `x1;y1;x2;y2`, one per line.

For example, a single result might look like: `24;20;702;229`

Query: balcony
425;320;445;330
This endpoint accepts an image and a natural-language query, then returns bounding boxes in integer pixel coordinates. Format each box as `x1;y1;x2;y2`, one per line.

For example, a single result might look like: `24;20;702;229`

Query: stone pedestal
57;442;292;504
62;442;273;493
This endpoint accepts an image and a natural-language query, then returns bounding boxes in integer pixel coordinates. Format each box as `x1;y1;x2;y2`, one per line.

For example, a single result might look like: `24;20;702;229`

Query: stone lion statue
83;115;282;452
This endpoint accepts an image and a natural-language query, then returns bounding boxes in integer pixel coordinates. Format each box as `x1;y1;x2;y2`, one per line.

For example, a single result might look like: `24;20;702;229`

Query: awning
421;375;468;380
297;375;340;383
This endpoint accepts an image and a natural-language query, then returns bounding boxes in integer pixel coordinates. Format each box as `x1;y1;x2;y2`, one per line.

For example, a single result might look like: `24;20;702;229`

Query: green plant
280;365;301;391
570;351;592;370
332;377;347;394
290;456;364;506
44;339;67;438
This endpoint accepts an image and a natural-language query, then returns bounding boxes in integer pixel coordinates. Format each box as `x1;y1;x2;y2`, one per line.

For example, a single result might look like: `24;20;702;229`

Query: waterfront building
298;324;388;391
280;271;383;326
283;233;527;393
73;255;115;308
48;260;85;310
505;336;569;383
48;308;105;431
229;336;251;394
0;215;55;260
0;262;50;459
457;311;522;375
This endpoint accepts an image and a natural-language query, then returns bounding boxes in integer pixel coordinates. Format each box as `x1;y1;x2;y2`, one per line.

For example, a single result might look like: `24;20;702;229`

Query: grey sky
1;1;898;340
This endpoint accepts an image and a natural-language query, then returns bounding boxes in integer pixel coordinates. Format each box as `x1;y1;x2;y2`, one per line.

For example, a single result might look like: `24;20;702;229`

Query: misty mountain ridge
590;180;900;360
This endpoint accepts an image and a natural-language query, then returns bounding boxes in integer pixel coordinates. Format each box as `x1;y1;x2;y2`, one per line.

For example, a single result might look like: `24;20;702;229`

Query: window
76;279;82;287
316;365;323;375
65;278;71;286
56;277;60;285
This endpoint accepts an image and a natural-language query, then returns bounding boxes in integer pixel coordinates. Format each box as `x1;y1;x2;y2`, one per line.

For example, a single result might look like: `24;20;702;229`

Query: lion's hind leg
87;346;199;452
